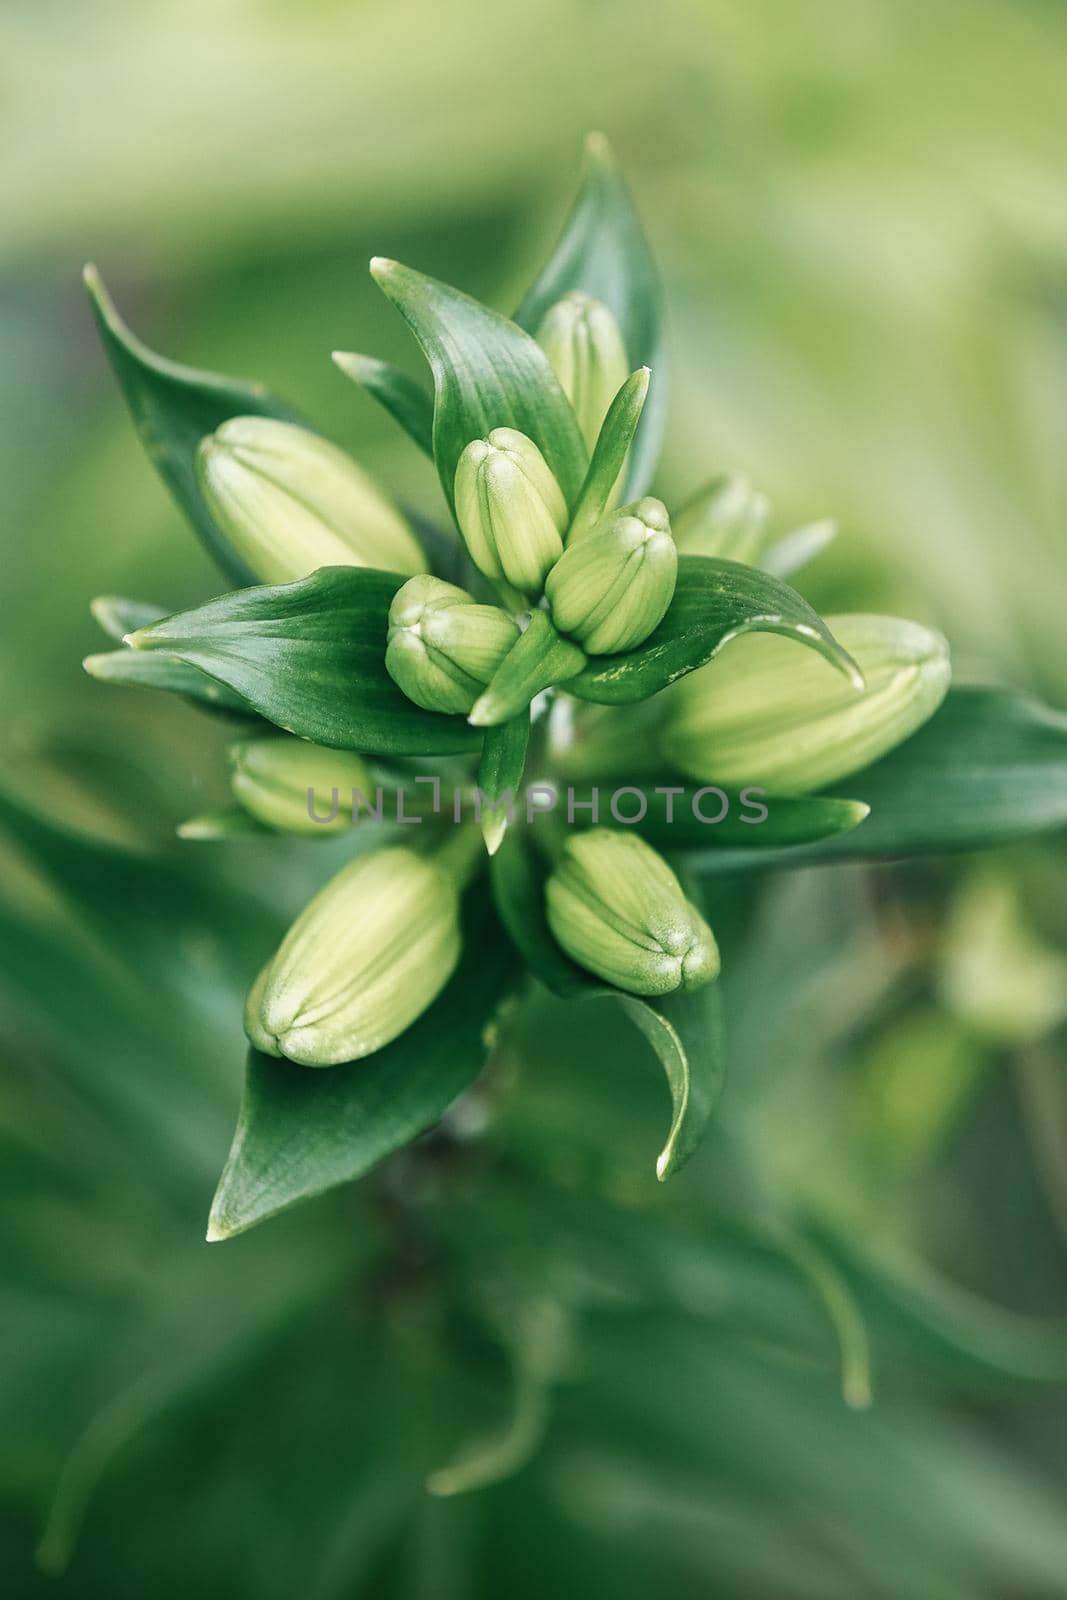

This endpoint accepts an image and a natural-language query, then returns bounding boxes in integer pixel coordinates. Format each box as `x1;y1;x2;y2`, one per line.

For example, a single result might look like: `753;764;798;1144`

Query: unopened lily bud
545;497;677;655
672;475;770;565
385;576;520;714
196;416;425;584
546;830;719;997
453;428;568;594
662;614;951;793
536;291;630;453
229;737;374;835
245;847;461;1065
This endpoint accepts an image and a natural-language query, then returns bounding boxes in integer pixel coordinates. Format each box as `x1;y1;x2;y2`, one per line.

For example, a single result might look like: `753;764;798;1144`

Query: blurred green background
3;1;1067;1595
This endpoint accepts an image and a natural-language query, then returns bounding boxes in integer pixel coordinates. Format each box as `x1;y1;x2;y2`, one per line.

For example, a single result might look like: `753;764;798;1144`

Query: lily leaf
84;266;303;585
331;351;434;459
490;828;723;1178
126;567;480;756
562;786;871;850
515;132;665;498
476;714;531;856
567;366;651;544
83;647;254;715
569;555;863;704
697;687;1067;870
370;257;588;514
207;886;520;1239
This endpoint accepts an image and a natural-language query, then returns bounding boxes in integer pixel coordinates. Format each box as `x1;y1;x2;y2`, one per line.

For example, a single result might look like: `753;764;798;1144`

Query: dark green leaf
476;714;531;856
515;133;665;497
569;555;863;704
126;566;480;756
207;886;520;1239
370;257;588;513
331;350;434;458
84;266;303;585
489;828;722;1177
698;686;1067;870
562;786;871;849
83;646;254;714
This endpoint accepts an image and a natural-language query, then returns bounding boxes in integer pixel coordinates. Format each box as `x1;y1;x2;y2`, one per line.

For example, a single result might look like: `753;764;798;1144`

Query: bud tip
369;255;397;282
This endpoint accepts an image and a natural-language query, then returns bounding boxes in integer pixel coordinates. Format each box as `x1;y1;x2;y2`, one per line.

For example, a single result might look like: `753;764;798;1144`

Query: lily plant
82;134;1067;1242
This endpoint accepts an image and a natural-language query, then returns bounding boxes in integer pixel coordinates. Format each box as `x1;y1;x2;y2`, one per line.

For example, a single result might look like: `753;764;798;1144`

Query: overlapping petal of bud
386;576;520;715
546;829;720;996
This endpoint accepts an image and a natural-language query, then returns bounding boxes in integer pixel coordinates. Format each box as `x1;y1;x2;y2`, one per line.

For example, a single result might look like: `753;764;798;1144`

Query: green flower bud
196;416;425;585
546;830;719;997
245;847;461;1065
536;290;630;453
453;428;568;595
385;576;520;715
671;474;770;565
229;737;374;835
662;613;951;793
545;497;677;655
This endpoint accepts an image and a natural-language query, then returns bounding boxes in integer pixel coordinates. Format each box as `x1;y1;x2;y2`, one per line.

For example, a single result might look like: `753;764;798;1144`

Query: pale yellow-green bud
229;738;374;835
662;613;951;793
536;291;630;454
196;416;425;584
245;847;461;1066
385;576;520;715
546;830;720;997
545;497;677;655
671;475;770;565
453;428;568;595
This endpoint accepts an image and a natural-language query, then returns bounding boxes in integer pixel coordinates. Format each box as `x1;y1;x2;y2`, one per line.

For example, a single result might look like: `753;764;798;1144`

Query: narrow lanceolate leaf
331;351;434;458
567;367;651;544
476;714;531;856
84;266;303;585
83;647;254;714
697;687;1067;871
569;555;863;704
127;567;480;756
207;887;519;1239
515;132;665;498
370;258;588;513
490;829;722;1178
90;594;167;640
562;787;870;850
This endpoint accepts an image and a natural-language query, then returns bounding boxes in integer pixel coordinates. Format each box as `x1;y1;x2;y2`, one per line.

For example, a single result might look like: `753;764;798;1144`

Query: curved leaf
370;257;588;513
207;886;520;1239
569;555;863;705
84;266;303;584
515;133;665;497
697;687;1067;870
127;566;480;756
489;828;723;1178
331;350;434;458
561;786;870;850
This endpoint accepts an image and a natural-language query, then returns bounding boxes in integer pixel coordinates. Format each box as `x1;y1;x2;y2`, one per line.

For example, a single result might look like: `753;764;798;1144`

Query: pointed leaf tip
584;130;615;167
